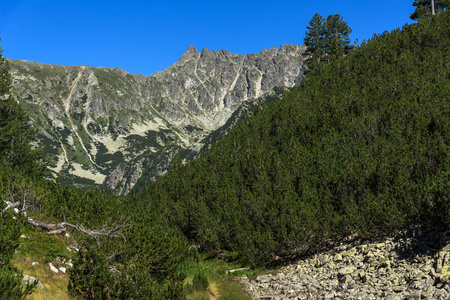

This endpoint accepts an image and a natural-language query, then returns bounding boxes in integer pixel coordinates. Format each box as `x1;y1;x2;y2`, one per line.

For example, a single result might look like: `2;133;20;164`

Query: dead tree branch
3;200;131;243
2;201;21;212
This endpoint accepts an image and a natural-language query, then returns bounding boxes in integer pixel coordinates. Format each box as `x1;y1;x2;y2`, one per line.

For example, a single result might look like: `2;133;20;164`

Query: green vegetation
0;210;37;299
0;49;48;179
303;13;353;65
411;0;449;20
2;9;450;300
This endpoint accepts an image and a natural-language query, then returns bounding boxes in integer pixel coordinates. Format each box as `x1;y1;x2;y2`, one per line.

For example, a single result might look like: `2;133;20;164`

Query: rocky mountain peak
10;44;306;193
179;45;199;62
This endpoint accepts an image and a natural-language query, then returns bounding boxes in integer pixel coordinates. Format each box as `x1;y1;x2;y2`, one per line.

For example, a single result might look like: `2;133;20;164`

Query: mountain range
9;44;305;193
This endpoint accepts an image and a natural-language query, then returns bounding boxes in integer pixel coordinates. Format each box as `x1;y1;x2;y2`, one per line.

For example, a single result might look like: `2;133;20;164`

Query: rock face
9;45;305;193
241;226;450;299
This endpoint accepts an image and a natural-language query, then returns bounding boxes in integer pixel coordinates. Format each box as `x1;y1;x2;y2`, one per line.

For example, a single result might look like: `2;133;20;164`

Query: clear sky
1;0;415;76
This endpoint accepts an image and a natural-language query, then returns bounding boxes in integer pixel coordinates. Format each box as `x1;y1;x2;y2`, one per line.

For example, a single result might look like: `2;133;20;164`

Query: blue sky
1;0;415;76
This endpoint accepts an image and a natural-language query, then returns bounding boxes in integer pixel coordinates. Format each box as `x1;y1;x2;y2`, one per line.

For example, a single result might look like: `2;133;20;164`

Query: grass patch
216;279;252;300
187;290;209;300
11;227;76;299
183;255;254;300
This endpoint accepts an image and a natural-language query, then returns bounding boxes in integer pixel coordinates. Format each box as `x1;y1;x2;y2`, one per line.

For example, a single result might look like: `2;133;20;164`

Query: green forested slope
136;12;450;266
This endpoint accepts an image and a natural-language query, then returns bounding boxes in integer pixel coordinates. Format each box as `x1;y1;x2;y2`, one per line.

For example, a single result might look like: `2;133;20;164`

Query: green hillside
1;10;450;300
136;12;450;267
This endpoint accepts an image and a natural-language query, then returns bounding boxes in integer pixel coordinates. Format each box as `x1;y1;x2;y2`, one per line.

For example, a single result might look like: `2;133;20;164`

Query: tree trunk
3;200;130;241
48;228;67;236
432;0;435;15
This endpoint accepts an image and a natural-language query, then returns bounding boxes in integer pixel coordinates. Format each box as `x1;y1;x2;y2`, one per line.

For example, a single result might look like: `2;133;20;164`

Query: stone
256;274;272;283
340;275;352;285
334;253;343;262
338;266;356;277
22;274;44;289
375;243;385;249
434;288;448;299
405;292;421;299
316;254;329;267
392;285;404;293
48;263;59;273
436;251;447;273
342;249;357;257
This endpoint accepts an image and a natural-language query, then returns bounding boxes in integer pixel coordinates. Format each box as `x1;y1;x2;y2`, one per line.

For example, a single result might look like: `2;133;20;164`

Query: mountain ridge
9;44;306;193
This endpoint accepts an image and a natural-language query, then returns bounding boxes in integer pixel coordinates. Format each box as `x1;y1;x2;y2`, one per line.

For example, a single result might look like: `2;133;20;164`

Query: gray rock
334;253;343;262
48;262;59;273
338;266;356;277
22;274;44;289
316;254;329;267
256;274;273;283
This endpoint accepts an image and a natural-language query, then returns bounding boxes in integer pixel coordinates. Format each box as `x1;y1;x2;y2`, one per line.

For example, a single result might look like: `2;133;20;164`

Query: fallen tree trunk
3;200;131;242
47;228;67;236
225;267;250;274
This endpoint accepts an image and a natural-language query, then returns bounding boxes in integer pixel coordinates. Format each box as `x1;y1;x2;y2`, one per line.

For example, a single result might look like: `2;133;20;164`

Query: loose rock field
241;227;450;299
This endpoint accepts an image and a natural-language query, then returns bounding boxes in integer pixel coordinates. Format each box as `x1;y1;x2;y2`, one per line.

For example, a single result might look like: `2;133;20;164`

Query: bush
192;269;209;291
0;210;37;299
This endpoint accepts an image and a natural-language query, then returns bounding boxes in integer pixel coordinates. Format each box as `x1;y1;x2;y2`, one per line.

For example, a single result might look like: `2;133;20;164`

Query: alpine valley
9;45;305;193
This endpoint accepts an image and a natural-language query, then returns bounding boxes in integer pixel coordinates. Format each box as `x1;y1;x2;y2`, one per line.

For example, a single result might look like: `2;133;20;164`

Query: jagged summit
179;45;199;61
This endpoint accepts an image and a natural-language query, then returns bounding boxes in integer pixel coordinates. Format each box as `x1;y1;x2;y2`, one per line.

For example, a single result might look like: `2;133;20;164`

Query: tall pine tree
324;14;354;62
303;13;326;63
411;0;450;20
303;13;353;65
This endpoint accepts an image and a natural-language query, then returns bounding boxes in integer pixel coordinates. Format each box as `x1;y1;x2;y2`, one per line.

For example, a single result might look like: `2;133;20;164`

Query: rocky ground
240;226;450;299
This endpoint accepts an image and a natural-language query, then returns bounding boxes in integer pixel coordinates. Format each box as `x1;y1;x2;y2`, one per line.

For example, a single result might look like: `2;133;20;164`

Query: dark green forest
1;11;450;299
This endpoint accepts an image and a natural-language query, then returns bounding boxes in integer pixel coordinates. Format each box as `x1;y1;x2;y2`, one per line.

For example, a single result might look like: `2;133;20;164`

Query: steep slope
9;45;305;193
135;13;450;266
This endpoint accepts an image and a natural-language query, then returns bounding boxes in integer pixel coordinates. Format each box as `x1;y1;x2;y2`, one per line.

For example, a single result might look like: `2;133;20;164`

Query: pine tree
323;14;354;62
411;0;450;20
0;40;47;178
303;13;326;63
303;14;353;65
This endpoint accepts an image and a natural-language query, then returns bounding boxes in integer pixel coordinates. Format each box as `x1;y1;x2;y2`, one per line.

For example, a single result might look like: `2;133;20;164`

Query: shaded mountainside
9;45;305;193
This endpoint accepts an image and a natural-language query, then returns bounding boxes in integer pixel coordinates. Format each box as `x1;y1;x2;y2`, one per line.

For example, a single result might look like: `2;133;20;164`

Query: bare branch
3;199;131;243
56;219;132;242
48;228;67;235
2;201;20;212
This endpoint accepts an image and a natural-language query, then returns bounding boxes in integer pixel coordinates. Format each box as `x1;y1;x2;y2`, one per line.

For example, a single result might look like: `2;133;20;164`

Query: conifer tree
303;13;326;63
0;40;47;178
304;14;353;65
411;0;450;20
324;14;354;62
